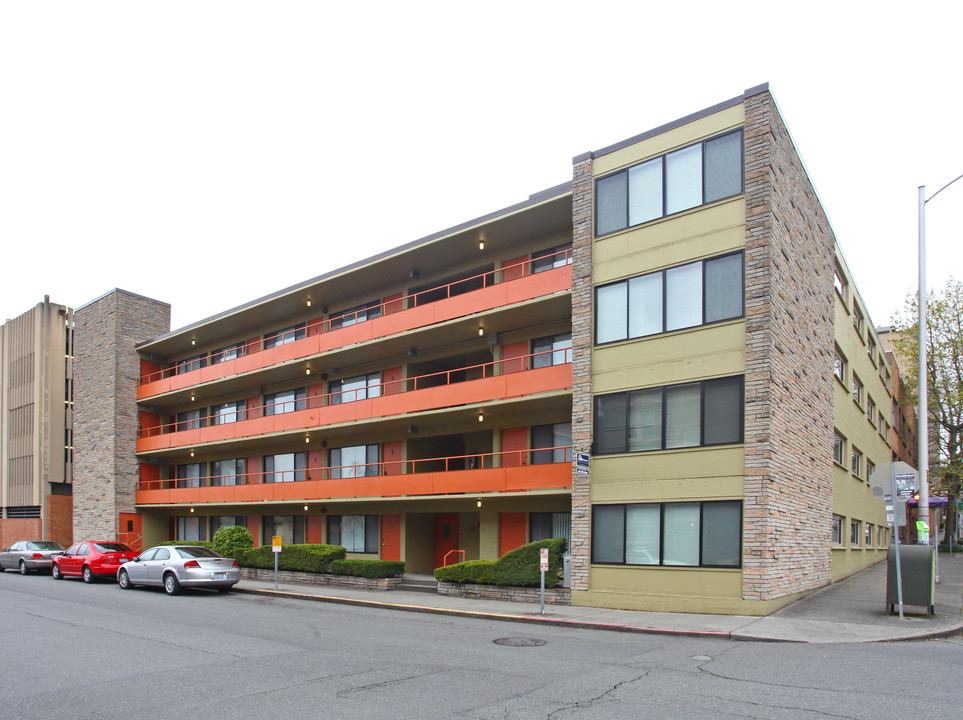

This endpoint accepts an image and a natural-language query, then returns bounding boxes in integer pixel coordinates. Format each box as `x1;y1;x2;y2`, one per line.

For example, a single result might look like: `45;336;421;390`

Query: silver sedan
117;545;240;595
0;541;66;574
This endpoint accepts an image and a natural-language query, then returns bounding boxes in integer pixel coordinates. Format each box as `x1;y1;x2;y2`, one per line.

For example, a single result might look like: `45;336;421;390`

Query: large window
176;463;204;488
177;355;207;374
532;333;572;368
532;423;572;464
595;376;743;455
176;409;206;431
330;373;381;404
210;342;245;364
264;388;306;415
595;252;743;344
210;516;246;536
210;458;245;486
211;400;245;425
264;452;306;483
532;244;573;273
833;431;846;466
592;501;741;567
595;130;744;236
330;301;382;329
263;515;305;545
529;512;572;551
832;515;843;545
264;323;306;349
176;516;205;541
327;515;379;553
330;444;380;478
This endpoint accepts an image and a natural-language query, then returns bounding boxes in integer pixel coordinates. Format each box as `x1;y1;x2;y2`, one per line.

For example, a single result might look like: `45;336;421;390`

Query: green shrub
493;537;567;588
240;544;346;572
330;559;405;578
212;525;254;557
434;559;496;584
939;543;963;553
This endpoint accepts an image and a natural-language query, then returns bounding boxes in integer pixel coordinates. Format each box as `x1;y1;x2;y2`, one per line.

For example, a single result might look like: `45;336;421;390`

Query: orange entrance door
381;514;401;561
118;513;143;553
433;513;460;570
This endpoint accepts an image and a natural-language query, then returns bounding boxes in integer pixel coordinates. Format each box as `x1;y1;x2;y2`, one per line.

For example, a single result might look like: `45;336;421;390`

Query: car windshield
27;541;65;551
175;546;220;558
93;543;132;552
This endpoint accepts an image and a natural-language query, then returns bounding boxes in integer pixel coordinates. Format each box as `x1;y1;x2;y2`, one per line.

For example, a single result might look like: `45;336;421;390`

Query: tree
212;525;254;558
893;278;963;545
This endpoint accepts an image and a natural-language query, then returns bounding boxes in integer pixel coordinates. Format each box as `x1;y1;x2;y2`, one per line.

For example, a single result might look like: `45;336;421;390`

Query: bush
434;559;496;584
939;543;963;553
330;559;405;578
434;538;567;588
240;544;346;573
212;525;254;558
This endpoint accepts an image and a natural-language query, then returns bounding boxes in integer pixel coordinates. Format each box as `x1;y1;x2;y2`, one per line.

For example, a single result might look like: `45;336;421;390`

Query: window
529;512;572;549
851;447;862;476
330;444;380;478
210;458;245;486
532;333;572;368
532;244;572;273
210;342;246;364
330;373;381;405
853;302;864;337
591;500;741;568
595;129;744;236
176;408;206;431
595;376;743;455
833;431;846;466
833;347;847;384
832;515;843;545
264;323;306;349
865;523;874;547
834;262;848;300
867;397;876;425
595;252;743;344
264;388;306;415
210;516;246;536
867;335;877;364
867;460;876;481
850;519;860;546
177;354;207;374
263;515;305;545
327;515;379;553
532;423;572;464
176;516;205;541
264;452;306;483
852;374;863;406
176;463;204;488
330;301;382;329
211;400;245;425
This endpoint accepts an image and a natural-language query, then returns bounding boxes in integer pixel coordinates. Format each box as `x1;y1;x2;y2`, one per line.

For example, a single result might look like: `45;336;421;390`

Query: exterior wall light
478;326;484;337
477;411;484;422
306;299;312;308
476;499;482;508
190;449;195;457
305;367;311;375
304;505;309;511
191;338;196;346
478;240;485;250
190;507;194;513
305;435;310;444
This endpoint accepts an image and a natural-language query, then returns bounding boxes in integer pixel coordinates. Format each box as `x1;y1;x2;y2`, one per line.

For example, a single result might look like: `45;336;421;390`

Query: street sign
539;547;549;571
895;473;916;499
272;535;283;553
869;461;917;499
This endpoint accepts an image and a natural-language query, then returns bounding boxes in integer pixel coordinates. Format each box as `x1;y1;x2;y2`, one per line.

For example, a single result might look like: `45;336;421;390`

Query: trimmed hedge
434;538;568;588
241;544;346;573
434;559;496;584
329;559;405;578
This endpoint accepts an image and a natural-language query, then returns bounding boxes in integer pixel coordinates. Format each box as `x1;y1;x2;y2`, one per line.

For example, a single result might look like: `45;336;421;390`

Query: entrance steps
397;573;439;594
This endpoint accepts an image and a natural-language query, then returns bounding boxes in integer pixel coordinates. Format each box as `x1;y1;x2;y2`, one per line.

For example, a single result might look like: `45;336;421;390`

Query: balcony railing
138;248;572;388
138;348;572;441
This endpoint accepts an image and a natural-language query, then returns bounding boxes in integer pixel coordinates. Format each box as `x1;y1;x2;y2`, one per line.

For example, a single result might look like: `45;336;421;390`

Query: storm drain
493;637;547;647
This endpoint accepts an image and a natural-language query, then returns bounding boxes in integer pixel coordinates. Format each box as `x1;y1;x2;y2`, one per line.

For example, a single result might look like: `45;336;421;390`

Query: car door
59;544;81;575
1;542;23;569
126;548;155;583
146;547;171;584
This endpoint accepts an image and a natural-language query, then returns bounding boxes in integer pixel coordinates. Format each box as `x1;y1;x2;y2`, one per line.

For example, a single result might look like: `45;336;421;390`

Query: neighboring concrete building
0;297;74;548
119;84;897;614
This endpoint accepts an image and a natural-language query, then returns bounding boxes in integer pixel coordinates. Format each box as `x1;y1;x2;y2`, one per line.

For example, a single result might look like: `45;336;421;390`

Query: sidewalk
233;553;963;644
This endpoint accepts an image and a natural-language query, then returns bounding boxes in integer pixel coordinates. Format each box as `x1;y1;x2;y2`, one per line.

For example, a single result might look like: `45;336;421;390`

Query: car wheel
19;560;29;575
52;564;63;580
82;565;94;584
118;570;132;590
216;586;232;594
163;573;182;596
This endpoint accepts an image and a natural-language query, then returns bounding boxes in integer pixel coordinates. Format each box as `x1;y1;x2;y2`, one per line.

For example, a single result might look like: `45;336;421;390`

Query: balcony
137;352;571;453
138;253;572;400
135;448;573;506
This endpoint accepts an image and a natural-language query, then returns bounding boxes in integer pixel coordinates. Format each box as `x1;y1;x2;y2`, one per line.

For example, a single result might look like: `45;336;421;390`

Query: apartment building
0;297;73;548
119;84;897;614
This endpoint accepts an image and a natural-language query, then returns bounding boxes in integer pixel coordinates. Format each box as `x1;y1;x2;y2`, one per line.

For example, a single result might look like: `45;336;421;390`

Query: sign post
890;466;906;618
539;548;549;615
272;535;283;590
870;462;917;619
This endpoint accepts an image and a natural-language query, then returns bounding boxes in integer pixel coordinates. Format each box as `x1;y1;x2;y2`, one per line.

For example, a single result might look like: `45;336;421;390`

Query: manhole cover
493;637;546;647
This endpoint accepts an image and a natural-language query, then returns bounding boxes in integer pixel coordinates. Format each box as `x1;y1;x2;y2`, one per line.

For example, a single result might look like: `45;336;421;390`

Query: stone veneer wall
568;153;595;592
72;290;170;539
742;89;836;601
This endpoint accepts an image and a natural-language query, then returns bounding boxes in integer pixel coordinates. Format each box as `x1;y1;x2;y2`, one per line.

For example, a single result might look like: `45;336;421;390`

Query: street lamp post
917;174;963;549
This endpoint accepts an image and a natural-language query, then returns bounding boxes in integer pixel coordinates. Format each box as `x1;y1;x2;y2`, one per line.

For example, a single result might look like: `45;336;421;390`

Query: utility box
886;545;935;615
562;555;571;588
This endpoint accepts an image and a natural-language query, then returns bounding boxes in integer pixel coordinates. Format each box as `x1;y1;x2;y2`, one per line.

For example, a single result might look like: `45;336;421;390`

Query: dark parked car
118;545;240;595
51;542;135;582
0;541;66;574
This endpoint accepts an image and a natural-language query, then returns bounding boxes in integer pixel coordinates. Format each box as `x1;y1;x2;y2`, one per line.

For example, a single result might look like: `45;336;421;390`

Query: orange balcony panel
136;464;570;506
137;434;171;453
138;377;172;398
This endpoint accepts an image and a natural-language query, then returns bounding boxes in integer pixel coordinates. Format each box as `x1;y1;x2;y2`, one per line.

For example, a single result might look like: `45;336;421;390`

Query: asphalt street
2;571;961;719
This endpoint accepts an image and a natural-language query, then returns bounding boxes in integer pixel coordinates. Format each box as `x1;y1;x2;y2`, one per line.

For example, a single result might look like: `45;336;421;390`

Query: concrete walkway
233;552;963;644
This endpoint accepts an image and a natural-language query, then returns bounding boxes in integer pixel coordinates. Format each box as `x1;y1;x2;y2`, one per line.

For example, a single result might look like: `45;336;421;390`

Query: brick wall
742;89;836;601
46;493;73;547
0;518;42;549
73;290;169;540
569;153;594;591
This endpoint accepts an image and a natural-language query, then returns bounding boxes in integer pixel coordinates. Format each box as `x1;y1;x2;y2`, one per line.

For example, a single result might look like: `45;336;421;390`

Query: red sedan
51;541;135;583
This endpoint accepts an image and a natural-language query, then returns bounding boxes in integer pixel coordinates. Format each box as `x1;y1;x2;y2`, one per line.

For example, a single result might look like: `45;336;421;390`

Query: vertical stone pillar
72;290;169;539
569;152;594;591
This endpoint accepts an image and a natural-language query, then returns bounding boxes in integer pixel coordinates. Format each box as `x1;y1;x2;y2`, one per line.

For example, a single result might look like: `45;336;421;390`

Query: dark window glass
595;393;628;454
532;423;572;464
532;244;572;273
591;505;625;564
704;253;744;323
532;333;572;369
596;172;628;236
703;377;743;446
264;324;306;349
704;132;744;203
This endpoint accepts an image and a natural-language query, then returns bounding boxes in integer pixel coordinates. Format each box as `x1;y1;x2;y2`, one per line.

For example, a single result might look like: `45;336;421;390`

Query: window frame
264;323;306;349
264;387;307;416
326;514;379;553
329;373;382;405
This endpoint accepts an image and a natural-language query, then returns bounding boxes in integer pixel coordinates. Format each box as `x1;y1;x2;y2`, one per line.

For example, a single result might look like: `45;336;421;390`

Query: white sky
1;2;961;334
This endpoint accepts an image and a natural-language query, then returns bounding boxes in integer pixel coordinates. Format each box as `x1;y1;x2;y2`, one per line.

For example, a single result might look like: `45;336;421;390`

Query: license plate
212;572;227;580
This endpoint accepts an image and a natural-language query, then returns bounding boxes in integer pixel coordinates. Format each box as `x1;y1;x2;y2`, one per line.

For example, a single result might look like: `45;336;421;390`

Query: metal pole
891;464;904;619
918;185;930;548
